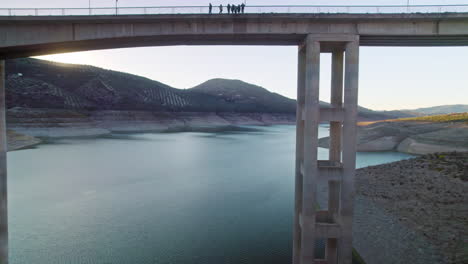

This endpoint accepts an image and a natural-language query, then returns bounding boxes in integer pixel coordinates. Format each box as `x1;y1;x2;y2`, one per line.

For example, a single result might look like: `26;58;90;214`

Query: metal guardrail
1;5;468;16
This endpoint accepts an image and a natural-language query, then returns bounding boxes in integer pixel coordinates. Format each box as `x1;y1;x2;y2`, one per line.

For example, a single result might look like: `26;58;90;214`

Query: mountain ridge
401;104;468;115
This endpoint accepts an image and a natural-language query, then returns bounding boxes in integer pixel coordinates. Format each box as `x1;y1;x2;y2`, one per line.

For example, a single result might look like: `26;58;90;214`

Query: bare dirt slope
356;152;468;264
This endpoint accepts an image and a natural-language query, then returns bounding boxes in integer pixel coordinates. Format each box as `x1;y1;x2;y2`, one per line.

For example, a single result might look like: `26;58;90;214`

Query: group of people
208;3;246;14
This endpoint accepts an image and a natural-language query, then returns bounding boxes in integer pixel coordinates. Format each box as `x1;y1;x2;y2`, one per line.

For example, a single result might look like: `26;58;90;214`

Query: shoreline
8;108;467;155
6;109;296;151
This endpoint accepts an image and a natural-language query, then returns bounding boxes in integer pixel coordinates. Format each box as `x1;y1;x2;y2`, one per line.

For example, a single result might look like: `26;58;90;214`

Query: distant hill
5;58;414;120
190;78;296;113
357;106;417;120
373;109;422;118
403;105;468;115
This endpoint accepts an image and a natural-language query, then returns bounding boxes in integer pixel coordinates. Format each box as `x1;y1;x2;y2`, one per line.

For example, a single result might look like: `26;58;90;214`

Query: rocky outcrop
397;126;468;154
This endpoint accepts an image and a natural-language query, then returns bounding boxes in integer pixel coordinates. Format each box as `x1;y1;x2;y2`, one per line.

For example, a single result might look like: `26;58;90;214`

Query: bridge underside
1;13;468;59
2;34;468;59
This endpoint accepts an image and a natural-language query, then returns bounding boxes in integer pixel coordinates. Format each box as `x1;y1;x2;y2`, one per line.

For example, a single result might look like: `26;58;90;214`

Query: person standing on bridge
227;4;231;14
241;3;245;13
219;4;223;14
209;3;212;14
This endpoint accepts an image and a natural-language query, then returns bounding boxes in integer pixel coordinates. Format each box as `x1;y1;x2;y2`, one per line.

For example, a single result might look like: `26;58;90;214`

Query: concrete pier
293;45;306;264
301;37;321;264
293;34;360;264
339;39;359;264
0;61;7;264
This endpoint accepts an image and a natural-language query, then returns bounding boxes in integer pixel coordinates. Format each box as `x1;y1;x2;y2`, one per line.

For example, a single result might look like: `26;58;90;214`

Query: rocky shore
319;114;468;155
354;152;468;264
7;130;42;151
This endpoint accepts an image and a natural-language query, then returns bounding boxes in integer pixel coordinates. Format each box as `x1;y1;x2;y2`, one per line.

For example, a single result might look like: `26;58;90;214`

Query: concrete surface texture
1;13;468;58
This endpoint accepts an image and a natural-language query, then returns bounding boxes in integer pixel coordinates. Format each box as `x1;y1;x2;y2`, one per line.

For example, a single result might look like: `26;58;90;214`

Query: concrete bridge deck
1;13;468;59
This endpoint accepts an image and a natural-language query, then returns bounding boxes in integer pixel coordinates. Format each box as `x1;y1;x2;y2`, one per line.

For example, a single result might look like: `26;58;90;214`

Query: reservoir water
7;125;412;264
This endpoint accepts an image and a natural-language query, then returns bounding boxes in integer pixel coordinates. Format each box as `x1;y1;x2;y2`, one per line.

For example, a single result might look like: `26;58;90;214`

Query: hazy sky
4;0;468;110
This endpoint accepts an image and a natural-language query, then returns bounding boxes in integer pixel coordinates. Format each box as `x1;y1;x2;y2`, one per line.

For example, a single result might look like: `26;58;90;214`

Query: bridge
0;6;468;264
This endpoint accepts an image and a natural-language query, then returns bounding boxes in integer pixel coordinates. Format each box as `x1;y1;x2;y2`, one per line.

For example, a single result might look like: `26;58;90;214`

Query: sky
3;0;468;110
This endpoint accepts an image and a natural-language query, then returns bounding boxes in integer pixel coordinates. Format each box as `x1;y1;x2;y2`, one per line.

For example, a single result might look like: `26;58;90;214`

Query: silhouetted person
237;5;241;14
227;4;231;14
208;3;212;14
241;3;245;13
219;4;223;14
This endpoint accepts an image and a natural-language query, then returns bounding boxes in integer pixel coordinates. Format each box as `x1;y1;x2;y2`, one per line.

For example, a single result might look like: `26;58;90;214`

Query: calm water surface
8;125;413;264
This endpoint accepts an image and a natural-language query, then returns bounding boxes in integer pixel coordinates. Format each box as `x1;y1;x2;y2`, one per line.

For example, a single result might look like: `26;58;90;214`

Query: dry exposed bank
354;152;468;264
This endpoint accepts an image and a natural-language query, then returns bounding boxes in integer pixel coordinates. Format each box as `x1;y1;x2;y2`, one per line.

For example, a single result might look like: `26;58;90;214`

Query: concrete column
329;51;344;162
339;39;359;264
301;36;320;264
326;181;340;264
327;50;344;264
293;45;306;264
0;61;8;264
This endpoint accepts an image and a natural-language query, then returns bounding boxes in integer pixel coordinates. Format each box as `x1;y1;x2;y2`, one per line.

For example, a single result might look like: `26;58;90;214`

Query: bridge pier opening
0;60;7;264
293;34;359;264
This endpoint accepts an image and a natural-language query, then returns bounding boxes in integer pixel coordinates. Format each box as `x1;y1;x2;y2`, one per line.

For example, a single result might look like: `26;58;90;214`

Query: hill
6;58;407;120
190;78;296;113
6;58;219;112
6;58;295;113
404;104;468;115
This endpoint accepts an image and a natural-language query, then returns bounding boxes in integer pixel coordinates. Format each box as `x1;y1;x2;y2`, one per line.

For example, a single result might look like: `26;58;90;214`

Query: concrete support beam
319;107;344;122
315;223;341;238
301;36;320;264
293;45;306;264
0;61;8;264
339;39;360;264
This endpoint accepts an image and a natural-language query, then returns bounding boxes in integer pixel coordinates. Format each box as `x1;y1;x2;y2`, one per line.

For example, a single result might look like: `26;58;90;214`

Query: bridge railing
1;5;468;16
